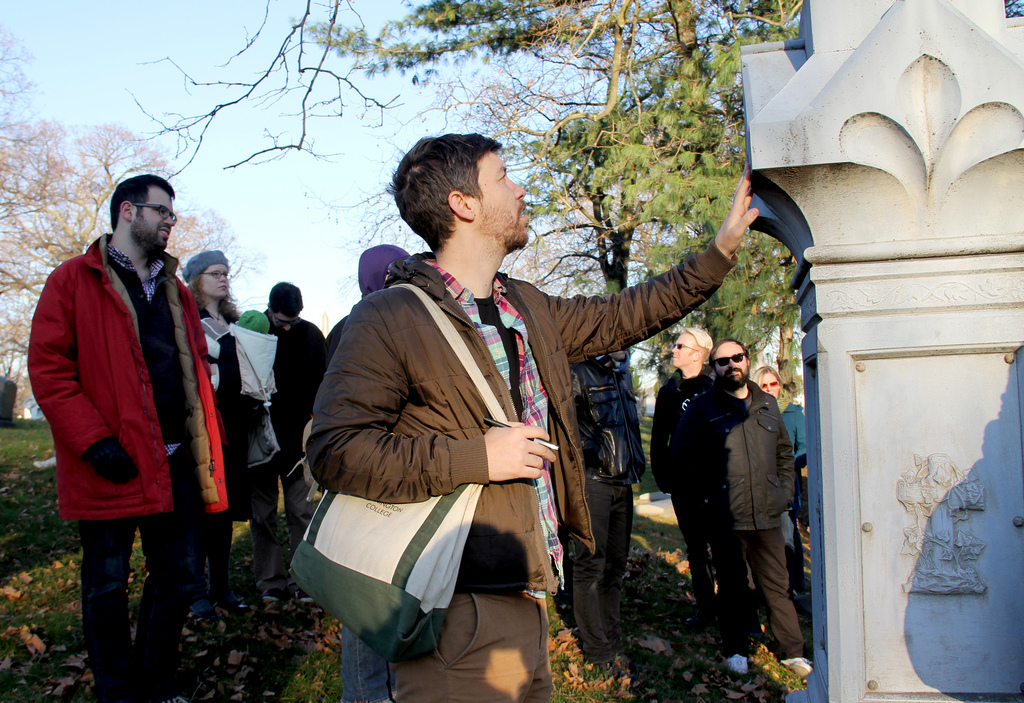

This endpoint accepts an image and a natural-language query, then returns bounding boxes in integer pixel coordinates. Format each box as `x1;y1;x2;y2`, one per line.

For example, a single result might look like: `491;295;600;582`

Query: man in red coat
28;174;226;703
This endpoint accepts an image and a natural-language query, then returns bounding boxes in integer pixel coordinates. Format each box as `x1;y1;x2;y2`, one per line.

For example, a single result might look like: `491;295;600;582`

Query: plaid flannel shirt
427;261;563;592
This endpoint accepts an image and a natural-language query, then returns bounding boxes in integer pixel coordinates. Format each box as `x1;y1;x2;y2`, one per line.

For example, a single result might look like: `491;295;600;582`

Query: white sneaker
724;653;749;674
782;657;813;677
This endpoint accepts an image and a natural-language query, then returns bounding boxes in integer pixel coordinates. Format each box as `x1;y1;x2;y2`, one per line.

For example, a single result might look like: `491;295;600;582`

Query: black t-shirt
476;296;523;420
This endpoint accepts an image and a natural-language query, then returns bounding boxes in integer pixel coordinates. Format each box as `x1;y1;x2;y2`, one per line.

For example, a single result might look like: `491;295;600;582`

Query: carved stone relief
897;453;986;595
824;275;1024;313
839;55;1024;212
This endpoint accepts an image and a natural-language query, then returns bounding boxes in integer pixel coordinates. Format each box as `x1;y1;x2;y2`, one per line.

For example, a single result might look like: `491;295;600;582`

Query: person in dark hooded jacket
327;244;409;703
325;244;409;362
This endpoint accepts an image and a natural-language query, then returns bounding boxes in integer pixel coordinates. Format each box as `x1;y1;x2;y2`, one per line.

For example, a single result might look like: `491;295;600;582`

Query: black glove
82;437;138;484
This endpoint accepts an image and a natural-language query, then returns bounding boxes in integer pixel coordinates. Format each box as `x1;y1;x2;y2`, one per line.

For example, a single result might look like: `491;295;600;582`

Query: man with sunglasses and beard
670;339;812;679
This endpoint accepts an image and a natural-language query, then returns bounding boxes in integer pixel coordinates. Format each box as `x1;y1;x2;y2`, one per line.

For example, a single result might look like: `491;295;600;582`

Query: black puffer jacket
650;370;713;494
670;381;794;531
570;355;645;486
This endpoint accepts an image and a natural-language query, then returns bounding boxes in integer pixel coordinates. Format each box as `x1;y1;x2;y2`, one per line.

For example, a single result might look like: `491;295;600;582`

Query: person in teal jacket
752;365;806;593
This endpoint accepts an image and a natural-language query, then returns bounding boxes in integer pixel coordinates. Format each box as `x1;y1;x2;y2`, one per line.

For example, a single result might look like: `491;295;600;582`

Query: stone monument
741;0;1024;700
0;378;16;428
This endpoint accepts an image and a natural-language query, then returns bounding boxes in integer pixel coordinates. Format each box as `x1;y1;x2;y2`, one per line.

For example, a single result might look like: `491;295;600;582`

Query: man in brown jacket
308;133;757;703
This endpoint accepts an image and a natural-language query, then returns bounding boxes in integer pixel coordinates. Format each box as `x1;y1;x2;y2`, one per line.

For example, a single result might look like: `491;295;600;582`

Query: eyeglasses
673;343;700;352
132;203;178;224
269;310;301;329
202;271;229;280
713;352;747;368
761;380;780;389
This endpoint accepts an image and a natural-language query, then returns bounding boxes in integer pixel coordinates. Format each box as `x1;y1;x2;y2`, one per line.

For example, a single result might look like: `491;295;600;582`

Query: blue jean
342;626;395;703
78;452;203;703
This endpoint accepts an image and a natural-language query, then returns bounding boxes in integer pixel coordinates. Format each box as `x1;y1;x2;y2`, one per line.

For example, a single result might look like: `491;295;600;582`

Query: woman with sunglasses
183;250;257;619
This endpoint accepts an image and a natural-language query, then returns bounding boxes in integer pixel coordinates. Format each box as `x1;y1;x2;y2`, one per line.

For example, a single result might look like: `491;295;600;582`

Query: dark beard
130;217;166;257
716;369;748;392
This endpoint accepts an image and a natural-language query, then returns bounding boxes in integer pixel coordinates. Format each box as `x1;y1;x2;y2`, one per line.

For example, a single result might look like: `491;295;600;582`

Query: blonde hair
188;275;241;321
679;327;713;361
751;365;781;386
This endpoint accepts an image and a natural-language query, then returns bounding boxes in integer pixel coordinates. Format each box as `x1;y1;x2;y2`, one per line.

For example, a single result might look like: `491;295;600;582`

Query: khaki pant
392;593;552;703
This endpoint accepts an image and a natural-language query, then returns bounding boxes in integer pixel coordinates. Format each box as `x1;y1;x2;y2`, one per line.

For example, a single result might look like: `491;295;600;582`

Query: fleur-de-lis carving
839;55;1024;204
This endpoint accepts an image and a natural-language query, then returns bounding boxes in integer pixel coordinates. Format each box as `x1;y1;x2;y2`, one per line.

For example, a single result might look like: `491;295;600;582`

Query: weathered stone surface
742;1;1024;701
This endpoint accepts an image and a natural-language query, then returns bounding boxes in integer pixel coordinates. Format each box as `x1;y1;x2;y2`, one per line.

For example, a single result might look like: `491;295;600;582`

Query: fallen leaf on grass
0;656;11;670
724;689;747;699
18;572;32;584
18;627;45;655
62;654;87;670
48;675;77;697
636;635;671;653
682;670;694;681
693;683;709;694
227;650;244;667
24;636;45;655
2;586;23;601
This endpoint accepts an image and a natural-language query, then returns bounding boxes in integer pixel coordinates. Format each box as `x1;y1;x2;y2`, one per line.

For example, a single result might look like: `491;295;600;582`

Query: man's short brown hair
388;134;502;252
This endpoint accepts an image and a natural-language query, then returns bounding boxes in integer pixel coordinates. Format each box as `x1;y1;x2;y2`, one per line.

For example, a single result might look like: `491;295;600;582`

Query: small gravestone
0;377;16;427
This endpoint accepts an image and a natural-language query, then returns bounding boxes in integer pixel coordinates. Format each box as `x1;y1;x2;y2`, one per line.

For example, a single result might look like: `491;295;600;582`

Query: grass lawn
1;418;810;701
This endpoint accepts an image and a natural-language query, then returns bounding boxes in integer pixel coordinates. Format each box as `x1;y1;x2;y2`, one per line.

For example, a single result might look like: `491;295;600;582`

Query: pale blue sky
4;1;447;330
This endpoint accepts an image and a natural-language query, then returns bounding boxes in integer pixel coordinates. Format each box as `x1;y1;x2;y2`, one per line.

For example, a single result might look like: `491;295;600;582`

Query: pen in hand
483;418;559;452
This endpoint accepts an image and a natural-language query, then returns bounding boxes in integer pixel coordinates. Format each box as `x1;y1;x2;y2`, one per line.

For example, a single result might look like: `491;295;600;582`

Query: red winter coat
28;236;227;520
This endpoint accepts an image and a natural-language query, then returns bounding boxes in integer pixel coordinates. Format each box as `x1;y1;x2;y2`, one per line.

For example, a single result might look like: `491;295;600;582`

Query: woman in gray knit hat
184;250;258;619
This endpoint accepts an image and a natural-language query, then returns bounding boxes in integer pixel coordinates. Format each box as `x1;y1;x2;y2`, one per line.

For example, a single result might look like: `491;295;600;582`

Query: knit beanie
237;310;270;334
183;250;229;284
358;245;409;297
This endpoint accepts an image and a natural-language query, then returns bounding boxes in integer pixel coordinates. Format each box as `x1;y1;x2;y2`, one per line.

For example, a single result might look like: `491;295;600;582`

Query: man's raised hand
714;164;759;258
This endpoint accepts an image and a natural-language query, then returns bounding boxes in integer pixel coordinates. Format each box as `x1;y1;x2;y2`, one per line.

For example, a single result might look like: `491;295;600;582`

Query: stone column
742;1;1024;701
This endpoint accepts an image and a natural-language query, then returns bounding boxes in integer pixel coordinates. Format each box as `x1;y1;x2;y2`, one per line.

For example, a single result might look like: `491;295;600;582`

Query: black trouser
79;450;202;703
708;526;804;659
571;478;633;664
670;495;716;619
190;511;234;603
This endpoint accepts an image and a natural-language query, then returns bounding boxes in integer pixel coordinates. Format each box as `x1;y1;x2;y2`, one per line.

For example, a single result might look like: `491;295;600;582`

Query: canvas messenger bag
291;283;510;662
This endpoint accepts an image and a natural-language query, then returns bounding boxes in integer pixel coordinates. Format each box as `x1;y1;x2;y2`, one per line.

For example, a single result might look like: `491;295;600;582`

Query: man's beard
716;367;748;392
480;200;528;255
130;216;167;257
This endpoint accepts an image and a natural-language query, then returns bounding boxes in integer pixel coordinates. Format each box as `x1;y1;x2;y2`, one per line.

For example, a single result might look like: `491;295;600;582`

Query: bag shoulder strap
395;283;508;425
